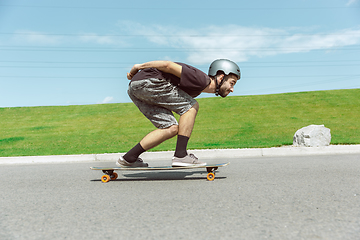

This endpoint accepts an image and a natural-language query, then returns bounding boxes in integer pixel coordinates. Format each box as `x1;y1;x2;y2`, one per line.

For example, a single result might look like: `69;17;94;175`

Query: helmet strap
215;74;226;96
215;75;219;96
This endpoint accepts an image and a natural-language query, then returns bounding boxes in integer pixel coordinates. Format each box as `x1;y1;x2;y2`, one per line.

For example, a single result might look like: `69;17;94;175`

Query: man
117;59;241;167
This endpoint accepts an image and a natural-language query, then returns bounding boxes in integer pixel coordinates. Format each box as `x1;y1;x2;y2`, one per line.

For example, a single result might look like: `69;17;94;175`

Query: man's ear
217;74;225;83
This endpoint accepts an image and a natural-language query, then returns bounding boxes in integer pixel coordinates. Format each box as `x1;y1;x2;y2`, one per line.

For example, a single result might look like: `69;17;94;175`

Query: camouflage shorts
128;78;197;129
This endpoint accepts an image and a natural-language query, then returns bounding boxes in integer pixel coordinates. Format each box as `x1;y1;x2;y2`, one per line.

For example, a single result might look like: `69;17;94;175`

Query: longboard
90;162;229;182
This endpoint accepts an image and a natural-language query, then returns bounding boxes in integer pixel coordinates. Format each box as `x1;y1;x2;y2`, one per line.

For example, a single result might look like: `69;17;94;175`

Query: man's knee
167;124;179;137
192;102;199;112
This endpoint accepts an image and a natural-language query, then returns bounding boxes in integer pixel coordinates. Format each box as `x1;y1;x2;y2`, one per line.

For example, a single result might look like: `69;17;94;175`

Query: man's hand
127;64;140;80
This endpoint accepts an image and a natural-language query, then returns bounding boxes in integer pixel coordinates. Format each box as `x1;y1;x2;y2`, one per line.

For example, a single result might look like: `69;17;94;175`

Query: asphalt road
1;154;359;239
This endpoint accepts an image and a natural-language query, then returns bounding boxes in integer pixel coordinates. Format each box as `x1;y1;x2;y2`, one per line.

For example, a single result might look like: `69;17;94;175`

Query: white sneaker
172;154;206;167
116;156;148;168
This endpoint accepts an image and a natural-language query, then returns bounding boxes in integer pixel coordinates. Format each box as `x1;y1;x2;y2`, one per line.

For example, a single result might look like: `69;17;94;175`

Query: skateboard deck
90;162;229;182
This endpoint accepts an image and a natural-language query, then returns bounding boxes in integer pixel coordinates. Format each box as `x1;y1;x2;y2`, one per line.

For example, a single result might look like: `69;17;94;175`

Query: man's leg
174;102;199;158
172;102;205;166
140;125;179;150
178;102;199;137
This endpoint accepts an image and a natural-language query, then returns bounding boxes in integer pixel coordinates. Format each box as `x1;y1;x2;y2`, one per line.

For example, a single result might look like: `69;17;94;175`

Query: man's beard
218;86;230;98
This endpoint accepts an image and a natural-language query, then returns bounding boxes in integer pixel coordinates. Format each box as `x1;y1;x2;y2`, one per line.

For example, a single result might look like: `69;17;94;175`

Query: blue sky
0;0;359;107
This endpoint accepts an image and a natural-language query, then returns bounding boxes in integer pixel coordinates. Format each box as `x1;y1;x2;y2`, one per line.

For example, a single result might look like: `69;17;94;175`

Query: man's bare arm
127;61;182;80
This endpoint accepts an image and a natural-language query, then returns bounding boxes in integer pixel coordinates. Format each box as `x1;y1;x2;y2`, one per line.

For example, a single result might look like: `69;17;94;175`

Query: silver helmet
208;59;241;96
208;59;241;80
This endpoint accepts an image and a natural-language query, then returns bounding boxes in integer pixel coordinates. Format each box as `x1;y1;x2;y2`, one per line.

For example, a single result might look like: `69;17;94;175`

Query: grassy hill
1;88;359;157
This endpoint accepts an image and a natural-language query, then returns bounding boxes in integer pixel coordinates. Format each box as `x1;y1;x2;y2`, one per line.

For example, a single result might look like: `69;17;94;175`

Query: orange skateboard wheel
101;175;110;183
207;172;215;181
110;172;118;181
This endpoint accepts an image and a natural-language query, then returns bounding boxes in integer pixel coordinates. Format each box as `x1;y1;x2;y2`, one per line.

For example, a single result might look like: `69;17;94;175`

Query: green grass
0;88;359;157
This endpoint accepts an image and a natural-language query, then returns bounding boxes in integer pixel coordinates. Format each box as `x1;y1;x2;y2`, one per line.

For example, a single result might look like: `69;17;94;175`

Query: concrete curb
0;145;360;165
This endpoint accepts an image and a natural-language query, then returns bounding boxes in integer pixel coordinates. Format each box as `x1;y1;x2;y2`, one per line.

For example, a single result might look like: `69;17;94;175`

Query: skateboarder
117;59;241;168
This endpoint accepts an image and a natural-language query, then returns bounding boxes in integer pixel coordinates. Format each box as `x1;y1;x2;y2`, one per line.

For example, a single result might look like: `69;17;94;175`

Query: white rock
293;125;331;147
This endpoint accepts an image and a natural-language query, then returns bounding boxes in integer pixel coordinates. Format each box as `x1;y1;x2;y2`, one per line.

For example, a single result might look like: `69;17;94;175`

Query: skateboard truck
206;166;218;181
101;170;118;183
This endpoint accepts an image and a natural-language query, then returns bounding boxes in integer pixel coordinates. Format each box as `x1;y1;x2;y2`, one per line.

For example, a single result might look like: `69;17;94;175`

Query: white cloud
346;0;358;6
78;33;116;45
12;30;128;47
99;96;114;104
14;30;62;44
117;22;360;64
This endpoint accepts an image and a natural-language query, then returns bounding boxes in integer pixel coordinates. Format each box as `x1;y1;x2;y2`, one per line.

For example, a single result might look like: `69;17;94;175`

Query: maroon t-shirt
131;62;210;98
